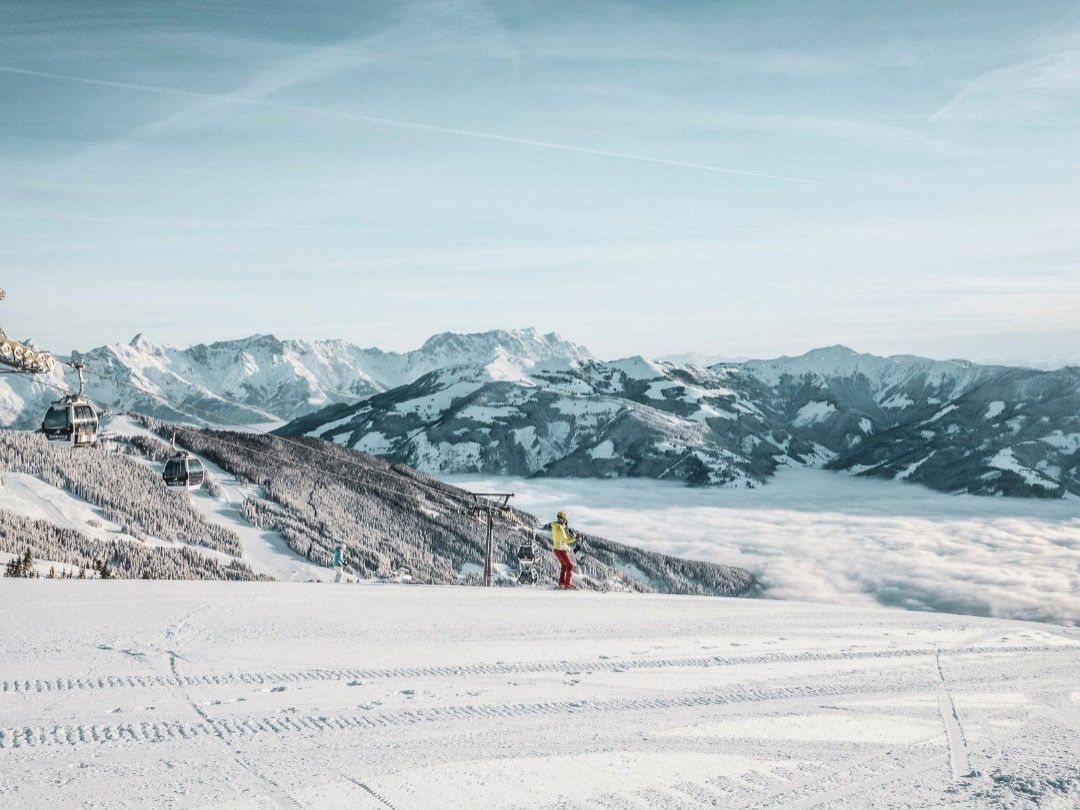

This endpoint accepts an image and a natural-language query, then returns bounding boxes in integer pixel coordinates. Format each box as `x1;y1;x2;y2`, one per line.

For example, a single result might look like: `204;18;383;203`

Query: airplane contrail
0;65;821;185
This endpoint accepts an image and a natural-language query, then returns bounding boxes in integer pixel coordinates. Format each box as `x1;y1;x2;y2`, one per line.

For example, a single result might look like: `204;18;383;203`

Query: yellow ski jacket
550;521;576;551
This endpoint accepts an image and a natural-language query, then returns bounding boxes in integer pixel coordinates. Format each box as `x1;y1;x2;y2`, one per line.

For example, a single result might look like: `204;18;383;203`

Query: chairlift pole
469;492;514;587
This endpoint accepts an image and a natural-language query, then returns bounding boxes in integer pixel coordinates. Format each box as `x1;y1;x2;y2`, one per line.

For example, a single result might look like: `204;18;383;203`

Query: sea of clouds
450;468;1080;625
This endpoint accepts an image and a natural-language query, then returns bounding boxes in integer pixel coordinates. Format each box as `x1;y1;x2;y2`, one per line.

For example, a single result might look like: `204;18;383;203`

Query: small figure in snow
333;543;345;583
549;511;579;590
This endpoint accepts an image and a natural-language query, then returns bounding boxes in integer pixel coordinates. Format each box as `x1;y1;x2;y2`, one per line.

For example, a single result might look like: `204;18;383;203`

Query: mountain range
2;329;1077;498
0;328;591;427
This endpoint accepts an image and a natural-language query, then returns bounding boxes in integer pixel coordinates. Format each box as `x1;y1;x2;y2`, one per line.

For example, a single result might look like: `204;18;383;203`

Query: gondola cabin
163;452;205;489
41;397;99;447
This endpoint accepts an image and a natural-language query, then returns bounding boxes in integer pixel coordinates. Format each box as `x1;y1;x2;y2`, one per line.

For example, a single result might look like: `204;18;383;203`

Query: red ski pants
554;549;574;588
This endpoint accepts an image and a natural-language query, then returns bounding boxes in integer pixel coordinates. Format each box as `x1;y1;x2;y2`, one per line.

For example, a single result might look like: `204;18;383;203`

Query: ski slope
2;583;1078;808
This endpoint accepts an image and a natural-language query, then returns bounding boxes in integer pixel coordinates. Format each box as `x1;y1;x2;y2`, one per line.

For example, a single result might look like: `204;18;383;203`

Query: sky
2;0;1079;364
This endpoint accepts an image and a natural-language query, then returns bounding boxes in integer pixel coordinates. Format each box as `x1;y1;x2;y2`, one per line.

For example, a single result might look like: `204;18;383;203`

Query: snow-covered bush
0;510;266;580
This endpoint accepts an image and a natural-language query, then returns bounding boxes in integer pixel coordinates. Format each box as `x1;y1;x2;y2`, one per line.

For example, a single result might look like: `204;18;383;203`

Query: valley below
449;468;1080;626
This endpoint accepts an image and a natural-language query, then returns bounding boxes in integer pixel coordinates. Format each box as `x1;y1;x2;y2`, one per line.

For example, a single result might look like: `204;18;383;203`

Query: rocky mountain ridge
282;345;1080;498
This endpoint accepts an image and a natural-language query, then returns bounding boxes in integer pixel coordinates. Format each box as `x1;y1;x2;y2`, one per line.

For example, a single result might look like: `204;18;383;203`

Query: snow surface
880;393;915;409
353;431;392;455
450;469;1080;625
921;404;959;425
609;355;666;381
2;582;1077;808
987;448;1058;490
588;439;616;460
1041;431;1080;453
793;400;837;426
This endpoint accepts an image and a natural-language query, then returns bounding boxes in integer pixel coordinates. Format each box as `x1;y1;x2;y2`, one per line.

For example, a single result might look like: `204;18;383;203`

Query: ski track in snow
1;583;1078;808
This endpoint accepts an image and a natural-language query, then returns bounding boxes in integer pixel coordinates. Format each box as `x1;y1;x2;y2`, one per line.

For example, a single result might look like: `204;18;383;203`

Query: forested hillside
0;422;755;595
0;431;264;580
142;418;756;595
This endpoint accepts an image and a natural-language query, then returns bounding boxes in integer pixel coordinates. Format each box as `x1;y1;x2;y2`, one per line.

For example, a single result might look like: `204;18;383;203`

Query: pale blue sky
2;1;1079;363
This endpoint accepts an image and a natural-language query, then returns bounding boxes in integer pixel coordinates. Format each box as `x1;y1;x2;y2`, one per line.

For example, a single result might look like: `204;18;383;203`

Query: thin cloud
930;48;1080;122
0;65;821;184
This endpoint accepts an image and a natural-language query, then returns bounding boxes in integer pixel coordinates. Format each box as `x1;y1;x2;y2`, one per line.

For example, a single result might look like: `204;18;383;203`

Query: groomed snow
2;583;1077;808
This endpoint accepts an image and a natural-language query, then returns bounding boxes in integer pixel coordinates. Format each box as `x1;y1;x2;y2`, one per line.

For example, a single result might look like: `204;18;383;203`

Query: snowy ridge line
0;675;943;751
0;642;1067;695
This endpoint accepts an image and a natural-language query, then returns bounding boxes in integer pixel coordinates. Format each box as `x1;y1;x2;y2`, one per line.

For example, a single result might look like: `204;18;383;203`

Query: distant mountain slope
738;346;1080;497
279;357;820;488
283;344;1080;498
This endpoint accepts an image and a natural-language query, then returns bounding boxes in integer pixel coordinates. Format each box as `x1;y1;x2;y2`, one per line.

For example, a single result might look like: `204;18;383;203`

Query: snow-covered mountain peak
418;328;591;365
205;333;286;354
122;333;174;357
608;355;667;381
742;345;880;383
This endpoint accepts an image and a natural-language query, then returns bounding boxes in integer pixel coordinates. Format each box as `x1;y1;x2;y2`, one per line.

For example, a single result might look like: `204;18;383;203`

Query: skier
549;511;579;590
333;543;345;583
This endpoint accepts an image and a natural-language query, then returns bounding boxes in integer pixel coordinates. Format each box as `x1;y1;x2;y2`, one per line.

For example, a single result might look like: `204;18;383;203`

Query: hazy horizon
28;324;1080;371
3;1;1079;365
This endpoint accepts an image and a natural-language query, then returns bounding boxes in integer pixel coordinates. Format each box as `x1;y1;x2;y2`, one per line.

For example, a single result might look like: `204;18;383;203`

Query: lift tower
468;492;515;587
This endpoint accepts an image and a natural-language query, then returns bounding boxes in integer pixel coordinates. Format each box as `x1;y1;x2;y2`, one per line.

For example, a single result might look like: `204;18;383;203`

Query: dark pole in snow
484;511;495;587
470;492;514;587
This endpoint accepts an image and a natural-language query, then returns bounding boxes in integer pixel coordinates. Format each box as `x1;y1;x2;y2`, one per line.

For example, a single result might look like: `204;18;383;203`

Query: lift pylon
468;492;514;587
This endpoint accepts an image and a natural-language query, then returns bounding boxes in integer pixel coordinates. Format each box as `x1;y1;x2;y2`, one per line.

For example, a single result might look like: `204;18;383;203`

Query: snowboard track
935;648;971;780
0;675;946;751
0;641;1064;696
